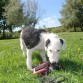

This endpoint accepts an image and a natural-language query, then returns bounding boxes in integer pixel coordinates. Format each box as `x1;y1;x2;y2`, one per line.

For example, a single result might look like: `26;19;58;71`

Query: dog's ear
45;39;50;48
60;39;66;50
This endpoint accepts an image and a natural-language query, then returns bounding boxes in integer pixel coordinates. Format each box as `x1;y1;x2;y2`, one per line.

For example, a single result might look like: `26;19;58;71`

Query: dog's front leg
26;49;32;70
40;50;47;62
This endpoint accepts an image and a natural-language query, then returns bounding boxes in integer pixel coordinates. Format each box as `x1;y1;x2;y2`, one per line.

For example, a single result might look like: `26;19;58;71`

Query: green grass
0;32;83;83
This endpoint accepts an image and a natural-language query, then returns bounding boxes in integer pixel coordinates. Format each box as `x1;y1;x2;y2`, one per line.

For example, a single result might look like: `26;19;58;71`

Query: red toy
32;62;50;74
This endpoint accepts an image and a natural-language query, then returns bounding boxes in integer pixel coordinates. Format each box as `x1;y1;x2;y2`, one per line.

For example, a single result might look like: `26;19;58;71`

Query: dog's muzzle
50;62;62;70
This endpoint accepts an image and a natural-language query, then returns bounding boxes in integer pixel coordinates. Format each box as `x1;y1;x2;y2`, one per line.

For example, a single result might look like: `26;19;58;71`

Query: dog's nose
50;62;62;70
51;62;56;66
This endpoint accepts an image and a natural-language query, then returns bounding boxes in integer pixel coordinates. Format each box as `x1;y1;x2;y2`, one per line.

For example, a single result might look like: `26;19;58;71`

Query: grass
0;32;83;83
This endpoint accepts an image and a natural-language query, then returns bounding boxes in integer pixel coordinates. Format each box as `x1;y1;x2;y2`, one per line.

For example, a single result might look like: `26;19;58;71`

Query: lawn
0;32;83;83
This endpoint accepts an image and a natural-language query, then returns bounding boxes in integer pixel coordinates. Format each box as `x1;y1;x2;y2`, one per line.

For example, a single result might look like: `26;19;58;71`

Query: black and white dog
20;27;66;70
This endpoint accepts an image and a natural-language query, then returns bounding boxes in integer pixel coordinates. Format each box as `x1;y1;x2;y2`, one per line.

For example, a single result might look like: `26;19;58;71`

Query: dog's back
21;27;46;49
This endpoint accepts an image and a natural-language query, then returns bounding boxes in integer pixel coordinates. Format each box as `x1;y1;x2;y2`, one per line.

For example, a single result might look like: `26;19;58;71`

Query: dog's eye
49;50;52;52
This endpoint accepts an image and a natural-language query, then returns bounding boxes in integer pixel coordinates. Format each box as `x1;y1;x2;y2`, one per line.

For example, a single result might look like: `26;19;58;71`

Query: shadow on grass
26;51;83;76
31;51;83;73
32;51;49;63
59;59;83;75
32;51;42;62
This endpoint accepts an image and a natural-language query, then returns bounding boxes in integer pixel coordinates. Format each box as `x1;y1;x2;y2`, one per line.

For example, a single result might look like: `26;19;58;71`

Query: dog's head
45;37;66;64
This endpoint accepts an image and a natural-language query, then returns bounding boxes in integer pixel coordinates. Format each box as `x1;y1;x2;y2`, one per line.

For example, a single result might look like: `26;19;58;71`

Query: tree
0;0;41;38
0;0;9;37
3;0;24;32
0;0;9;19
59;0;83;31
24;0;41;27
3;0;41;31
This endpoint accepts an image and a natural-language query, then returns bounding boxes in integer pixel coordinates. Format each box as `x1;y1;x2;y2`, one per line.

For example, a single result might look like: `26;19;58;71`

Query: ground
0;32;83;83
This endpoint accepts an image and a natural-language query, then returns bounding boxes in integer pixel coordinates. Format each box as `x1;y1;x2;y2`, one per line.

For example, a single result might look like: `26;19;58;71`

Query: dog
20;26;66;70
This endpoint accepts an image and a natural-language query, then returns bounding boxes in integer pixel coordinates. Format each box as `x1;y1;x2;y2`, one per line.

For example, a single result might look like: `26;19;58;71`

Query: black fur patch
22;27;46;49
60;39;64;45
45;39;50;48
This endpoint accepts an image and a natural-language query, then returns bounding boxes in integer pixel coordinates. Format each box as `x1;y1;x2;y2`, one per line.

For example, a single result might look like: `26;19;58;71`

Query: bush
67;27;83;32
45;27;66;33
0;31;20;39
13;31;20;38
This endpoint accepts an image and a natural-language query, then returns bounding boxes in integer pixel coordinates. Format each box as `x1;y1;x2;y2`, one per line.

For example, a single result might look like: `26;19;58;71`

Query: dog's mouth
50;62;62;70
50;62;56;69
